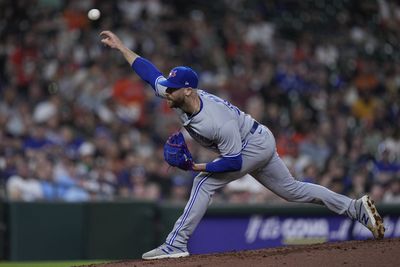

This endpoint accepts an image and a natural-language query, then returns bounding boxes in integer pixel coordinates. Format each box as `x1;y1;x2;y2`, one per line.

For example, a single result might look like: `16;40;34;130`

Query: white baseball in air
88;9;101;20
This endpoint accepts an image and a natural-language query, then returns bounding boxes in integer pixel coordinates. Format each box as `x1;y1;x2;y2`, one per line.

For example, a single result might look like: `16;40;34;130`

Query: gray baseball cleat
355;195;385;239
142;243;189;260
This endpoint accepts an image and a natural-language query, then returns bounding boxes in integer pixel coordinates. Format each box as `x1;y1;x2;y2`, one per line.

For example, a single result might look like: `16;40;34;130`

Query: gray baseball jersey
156;79;254;156
154;77;356;248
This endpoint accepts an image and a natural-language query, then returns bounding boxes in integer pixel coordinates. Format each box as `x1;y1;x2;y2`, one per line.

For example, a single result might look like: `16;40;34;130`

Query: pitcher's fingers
101;39;111;46
99;30;111;37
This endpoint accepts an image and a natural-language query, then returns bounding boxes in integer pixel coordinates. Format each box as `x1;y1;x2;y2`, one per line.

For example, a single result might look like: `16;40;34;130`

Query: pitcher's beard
167;99;184;109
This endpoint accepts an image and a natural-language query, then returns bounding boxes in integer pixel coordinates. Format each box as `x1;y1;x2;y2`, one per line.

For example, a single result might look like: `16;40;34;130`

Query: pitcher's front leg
166;172;231;247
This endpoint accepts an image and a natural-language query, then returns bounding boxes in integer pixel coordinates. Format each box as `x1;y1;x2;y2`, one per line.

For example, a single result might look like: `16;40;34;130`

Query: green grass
0;260;111;267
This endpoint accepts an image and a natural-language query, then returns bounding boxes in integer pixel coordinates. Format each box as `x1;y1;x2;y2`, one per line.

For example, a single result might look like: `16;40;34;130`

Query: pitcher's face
165;87;186;108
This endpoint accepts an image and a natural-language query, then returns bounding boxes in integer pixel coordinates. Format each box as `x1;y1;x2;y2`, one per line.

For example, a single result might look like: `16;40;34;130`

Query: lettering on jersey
185;126;218;150
199;90;240;115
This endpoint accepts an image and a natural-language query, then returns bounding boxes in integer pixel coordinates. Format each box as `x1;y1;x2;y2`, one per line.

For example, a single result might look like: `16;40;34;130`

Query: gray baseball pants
166;125;356;247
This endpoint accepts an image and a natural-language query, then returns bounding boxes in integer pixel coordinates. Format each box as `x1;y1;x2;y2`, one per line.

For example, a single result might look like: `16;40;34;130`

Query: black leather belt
250;121;259;134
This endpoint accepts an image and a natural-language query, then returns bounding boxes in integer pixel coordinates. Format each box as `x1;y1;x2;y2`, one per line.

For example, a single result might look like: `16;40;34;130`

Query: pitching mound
85;238;400;267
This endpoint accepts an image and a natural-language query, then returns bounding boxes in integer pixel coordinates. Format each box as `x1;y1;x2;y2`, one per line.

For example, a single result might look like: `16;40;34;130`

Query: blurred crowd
0;0;399;204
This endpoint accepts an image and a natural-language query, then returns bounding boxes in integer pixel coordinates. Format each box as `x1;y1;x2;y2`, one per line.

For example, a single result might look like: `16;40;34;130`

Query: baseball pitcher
100;30;385;260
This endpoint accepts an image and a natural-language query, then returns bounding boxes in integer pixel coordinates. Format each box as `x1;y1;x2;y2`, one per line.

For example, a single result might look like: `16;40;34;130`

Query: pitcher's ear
184;88;192;96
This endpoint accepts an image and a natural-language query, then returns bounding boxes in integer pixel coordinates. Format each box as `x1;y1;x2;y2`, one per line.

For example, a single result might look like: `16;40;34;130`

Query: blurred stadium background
0;0;399;263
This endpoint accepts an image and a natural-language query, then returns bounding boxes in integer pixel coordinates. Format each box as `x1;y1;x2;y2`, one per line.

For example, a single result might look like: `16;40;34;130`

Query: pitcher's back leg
253;152;356;217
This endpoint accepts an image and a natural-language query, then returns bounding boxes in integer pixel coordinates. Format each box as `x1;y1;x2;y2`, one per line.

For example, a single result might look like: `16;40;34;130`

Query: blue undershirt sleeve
205;154;243;173
131;57;163;90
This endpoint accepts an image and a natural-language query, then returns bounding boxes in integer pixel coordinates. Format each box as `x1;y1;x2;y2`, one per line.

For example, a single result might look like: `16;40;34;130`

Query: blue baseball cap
159;66;198;89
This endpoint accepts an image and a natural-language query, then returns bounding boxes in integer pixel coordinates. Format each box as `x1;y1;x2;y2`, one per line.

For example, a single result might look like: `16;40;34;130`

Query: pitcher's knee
279;181;309;202
281;193;304;202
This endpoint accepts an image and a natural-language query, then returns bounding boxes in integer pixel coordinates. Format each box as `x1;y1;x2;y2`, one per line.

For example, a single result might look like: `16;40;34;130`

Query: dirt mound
86;238;400;267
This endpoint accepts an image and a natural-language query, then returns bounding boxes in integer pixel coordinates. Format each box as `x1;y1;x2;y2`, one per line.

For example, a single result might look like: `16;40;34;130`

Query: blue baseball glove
164;132;193;171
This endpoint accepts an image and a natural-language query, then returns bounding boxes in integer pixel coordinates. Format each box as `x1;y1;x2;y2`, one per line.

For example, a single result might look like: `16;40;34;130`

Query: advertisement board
188;215;400;254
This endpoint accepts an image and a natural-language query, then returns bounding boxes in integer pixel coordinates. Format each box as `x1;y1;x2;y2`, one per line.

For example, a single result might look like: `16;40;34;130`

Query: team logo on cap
169;70;177;78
